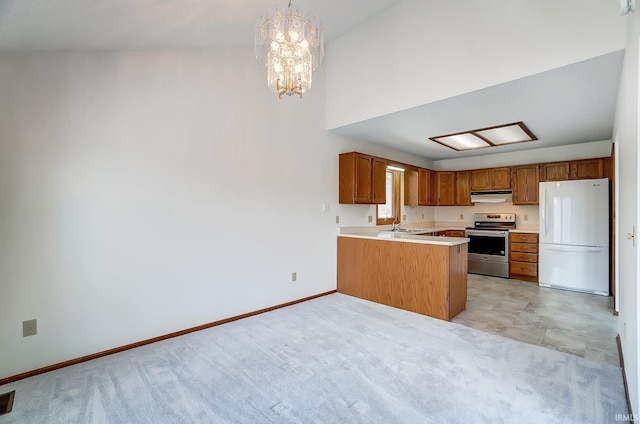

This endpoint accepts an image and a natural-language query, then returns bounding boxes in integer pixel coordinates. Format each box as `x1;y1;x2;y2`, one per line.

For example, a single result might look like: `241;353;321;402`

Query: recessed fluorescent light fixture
387;165;405;172
429;122;537;151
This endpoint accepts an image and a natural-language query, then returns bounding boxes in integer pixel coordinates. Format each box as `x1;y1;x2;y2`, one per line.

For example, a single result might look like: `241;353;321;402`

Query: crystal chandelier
255;1;324;99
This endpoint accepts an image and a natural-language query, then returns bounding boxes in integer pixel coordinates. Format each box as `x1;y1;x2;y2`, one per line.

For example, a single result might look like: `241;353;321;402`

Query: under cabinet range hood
470;190;513;203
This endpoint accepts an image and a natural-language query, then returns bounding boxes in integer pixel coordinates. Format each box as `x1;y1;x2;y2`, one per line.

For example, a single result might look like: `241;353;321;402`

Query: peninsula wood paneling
337;237;467;321
448;243;468;319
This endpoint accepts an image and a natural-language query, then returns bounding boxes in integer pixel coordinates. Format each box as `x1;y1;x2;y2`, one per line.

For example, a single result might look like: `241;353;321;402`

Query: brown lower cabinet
510;232;539;282
337;236;468;321
445;230;465;237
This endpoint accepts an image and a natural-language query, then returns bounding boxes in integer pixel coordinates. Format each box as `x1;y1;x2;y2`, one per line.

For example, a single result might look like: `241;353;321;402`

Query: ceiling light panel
429;121;537;151
431;133;490;151
475;122;537;145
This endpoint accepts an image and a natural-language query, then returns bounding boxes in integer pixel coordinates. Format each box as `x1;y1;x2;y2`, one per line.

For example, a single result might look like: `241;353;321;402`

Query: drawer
510;261;538;277
511;242;538;254
510;252;537;263
445;230;465;238
511;233;539;243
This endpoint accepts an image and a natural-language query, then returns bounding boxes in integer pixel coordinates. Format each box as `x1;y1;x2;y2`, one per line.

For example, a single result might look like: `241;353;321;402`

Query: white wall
434;203;539;229
0;49;431;379
613;8;640;413
326;0;625;129
433;140;612;171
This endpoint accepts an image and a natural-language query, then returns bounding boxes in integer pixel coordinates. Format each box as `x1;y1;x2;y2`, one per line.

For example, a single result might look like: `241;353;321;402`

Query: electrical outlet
322;203;329;212
335;216;340;224
459;214;464;220
402;214;406;221
292;272;297;282
422;213;424;220
524;214;529;221
23;319;37;337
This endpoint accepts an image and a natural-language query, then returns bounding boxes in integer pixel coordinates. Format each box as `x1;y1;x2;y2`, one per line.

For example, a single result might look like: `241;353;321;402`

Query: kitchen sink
381;228;431;234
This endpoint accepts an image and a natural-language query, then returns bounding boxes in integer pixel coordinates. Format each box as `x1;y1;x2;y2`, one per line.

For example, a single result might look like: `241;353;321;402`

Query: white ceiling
0;0;624;162
332;50;624;161
0;0;402;51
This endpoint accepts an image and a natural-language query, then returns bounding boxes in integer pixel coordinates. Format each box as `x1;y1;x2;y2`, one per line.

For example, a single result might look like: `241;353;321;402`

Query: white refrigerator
538;178;610;296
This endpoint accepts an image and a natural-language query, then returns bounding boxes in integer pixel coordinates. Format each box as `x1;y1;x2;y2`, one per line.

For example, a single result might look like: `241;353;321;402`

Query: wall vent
0;390;15;415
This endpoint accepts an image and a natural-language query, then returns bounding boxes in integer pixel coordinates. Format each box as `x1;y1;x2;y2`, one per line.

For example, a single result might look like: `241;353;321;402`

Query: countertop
509;227;539;234
338;231;468;246
338;222;536;246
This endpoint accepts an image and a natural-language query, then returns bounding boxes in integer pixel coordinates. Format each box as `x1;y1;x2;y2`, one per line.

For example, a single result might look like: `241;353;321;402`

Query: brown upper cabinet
338;152;611;206
405;167;435;207
404;169;419;207
539;162;570;182
470;169;490;190
436;172;456;206
492;168;512;189
512;165;539;205
540;159;607;182
470;167;511;190
570;158;604;180
418;168;438;206
371;157;387;203
428;170;438;205
604;157;613;180
418;169;430;206
455;171;472;206
339;152;387;204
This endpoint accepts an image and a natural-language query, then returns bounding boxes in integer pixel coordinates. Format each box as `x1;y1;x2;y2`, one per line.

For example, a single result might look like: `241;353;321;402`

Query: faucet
391;218;401;231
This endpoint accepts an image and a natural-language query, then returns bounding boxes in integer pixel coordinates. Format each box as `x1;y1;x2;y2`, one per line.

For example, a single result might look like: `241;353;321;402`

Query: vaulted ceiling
0;0;624;161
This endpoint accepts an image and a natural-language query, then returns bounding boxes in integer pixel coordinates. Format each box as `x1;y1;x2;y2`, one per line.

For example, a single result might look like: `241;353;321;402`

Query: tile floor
452;273;620;367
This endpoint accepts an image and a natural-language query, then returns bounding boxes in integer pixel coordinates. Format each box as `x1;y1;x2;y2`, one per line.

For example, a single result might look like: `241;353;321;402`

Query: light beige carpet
0;293;627;423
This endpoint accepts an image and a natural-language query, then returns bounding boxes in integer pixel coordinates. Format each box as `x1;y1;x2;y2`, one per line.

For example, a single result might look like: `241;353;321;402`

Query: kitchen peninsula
337;231;468;321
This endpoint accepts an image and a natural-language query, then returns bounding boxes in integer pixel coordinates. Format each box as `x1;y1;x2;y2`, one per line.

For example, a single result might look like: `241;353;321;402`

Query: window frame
376;169;401;225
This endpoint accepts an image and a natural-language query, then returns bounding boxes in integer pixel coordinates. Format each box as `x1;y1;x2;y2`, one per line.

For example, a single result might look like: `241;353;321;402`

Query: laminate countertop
338;231;468;246
509;228;539;234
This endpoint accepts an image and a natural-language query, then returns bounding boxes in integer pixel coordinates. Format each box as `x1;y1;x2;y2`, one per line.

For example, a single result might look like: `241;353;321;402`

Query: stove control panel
472;213;516;224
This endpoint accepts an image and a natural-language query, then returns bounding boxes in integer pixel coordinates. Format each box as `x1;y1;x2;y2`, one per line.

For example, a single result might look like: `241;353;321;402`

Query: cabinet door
491;167;511;189
404;169;418;206
339;152;369;204
354;154;373;203
570;158;604;180
455;171;472;205
540;162;569;182
371;158;387;204
512;165;539;205
418;168;429;206
428;170;438;206
437;172;456;205
470;169;491;191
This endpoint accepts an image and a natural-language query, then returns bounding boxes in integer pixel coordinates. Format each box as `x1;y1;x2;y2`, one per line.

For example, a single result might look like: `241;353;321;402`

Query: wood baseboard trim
0;290;337;386
617;334;633;416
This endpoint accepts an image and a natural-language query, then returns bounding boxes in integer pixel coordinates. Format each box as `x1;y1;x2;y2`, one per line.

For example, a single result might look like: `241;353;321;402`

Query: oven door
465;230;509;263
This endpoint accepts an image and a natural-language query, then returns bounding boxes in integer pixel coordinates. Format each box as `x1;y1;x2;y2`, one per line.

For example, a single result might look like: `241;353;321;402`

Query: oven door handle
465;230;509;238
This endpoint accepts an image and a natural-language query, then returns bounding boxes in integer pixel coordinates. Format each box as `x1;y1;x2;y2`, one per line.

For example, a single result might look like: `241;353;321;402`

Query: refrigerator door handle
546;245;604;253
540;187;546;237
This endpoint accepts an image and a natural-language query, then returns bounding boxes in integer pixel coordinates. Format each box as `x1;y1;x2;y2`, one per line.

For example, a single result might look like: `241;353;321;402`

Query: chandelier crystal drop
255;1;324;99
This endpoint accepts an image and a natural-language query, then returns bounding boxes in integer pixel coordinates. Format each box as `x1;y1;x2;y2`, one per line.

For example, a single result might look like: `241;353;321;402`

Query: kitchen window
377;169;401;225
